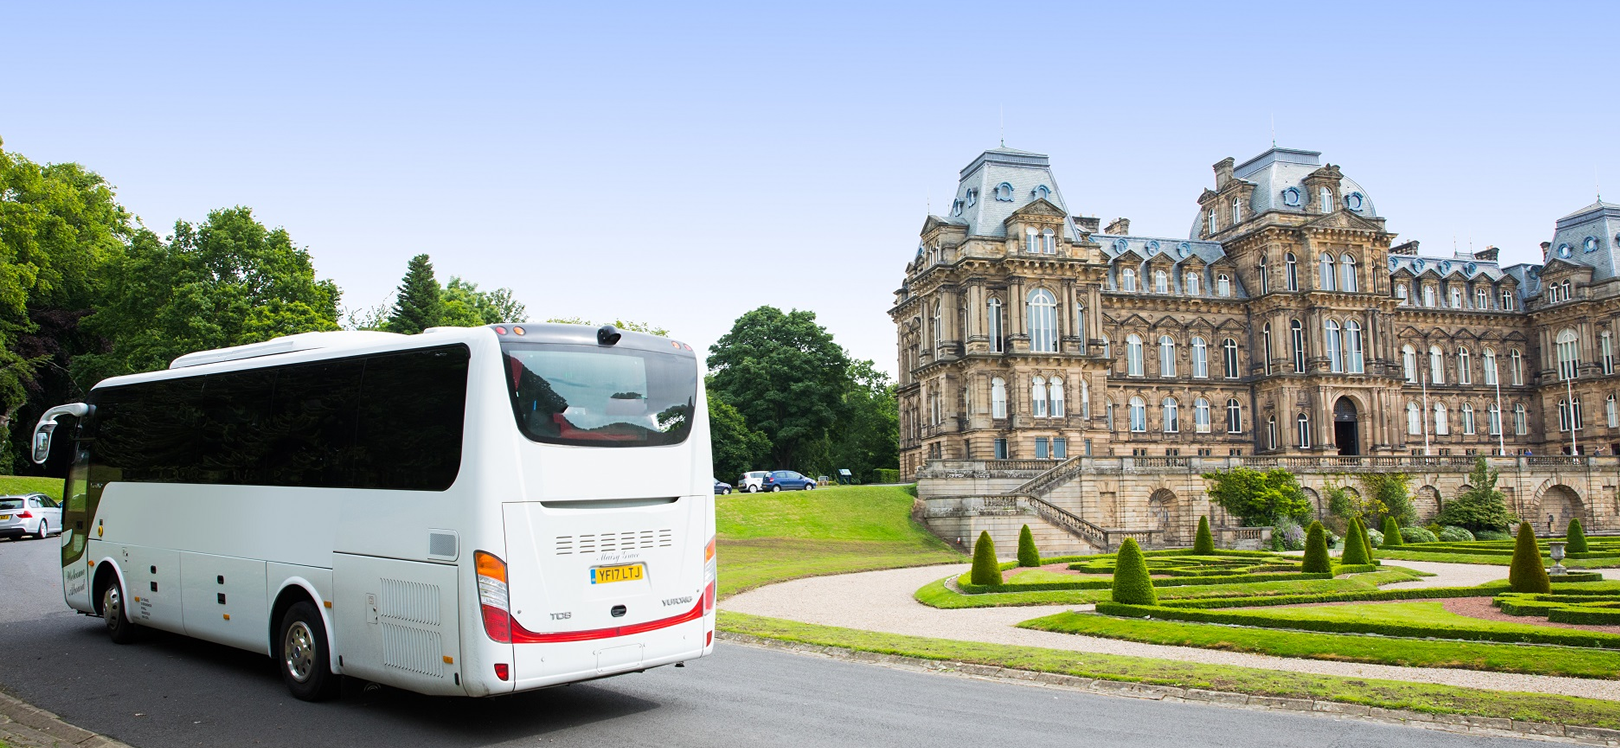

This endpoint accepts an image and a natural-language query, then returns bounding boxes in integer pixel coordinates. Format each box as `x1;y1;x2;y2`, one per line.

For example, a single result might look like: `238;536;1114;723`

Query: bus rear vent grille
555;529;674;555
382;624;443;678
380;579;440;627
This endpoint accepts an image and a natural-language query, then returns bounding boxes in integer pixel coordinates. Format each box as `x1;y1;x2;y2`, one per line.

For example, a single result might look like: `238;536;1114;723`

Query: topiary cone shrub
1017;524;1041;567
1193;515;1216;555
1509;521;1552;594
1301;521;1331;573
1361;517;1376;558
1340;518;1370;566
970;531;1003;586
1382;515;1404;548
1111;538;1157;605
1568;517;1590;554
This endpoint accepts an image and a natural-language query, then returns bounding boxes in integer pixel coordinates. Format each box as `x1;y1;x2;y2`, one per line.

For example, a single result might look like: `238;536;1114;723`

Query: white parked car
0;493;61;540
737;471;771;493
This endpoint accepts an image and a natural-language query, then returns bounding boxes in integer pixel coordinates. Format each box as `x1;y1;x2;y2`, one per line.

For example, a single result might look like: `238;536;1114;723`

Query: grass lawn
716;484;961;597
1020;611;1620;679
1379;549;1619;568
0;475;64;501
915;568;1427;609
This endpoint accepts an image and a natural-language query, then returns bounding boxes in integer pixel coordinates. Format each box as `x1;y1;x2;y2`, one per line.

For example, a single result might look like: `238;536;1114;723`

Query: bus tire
277;601;341;702
103;577;139;644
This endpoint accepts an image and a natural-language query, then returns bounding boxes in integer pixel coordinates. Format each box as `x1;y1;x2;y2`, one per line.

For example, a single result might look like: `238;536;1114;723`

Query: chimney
1074;216;1101;233
1390;240;1420;256
1213;157;1235;189
1474;245;1500;262
1541;241;1553;262
1105;217;1131;235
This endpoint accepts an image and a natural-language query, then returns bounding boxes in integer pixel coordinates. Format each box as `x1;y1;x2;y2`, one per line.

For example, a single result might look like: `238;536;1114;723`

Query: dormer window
1476;287;1488;309
1033;185;1050;200
1121;267;1137;292
1423;284;1436;307
1217;274;1230;297
951;199;963;216
965;188;978;207
1585;236;1600;253
1025;227;1038;253
1185;271;1202;296
1319;186;1333;213
995;182;1014;202
1154;269;1169;294
1450;287;1462;309
1231;197;1242;225
1042;228;1055;254
1395;285;1408;304
1501;289;1514;310
1563;280;1573;300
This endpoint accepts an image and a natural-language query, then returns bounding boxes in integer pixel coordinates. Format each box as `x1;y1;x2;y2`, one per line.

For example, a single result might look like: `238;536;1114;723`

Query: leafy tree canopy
708;396;769;481
1436;457;1516;533
708;306;851;469
442;277;526;326
1202;467;1312;527
546;316;668;336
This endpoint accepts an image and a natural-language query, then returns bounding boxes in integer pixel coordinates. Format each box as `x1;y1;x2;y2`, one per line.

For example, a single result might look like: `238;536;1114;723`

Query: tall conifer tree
385;254;443;334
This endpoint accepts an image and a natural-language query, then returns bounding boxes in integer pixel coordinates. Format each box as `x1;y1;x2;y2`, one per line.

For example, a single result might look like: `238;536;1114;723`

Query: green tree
708;306;851;469
1435;458;1516;533
384;254;441;334
1567;517;1589;554
970;531;1002;586
547;317;669;336
1193;515;1216;555
708;396;770;482
1301;521;1332;573
441;277;526;326
824;359;899;483
1382;515;1404;548
1340;518;1370;565
1016;524;1041;567
1362;473;1416;527
1509;521;1551;593
1202;467;1311;526
1111;538;1157;605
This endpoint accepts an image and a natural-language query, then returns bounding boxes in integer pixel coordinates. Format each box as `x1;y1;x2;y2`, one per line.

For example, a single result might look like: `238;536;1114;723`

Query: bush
1569;518;1590;554
1095;602;1620;648
1193;515;1216;555
1382;516;1404;548
873;468;900;484
1400;526;1440;543
1301;521;1331;573
1340;519;1371;566
1435;457;1515;533
1272;518;1305;551
1426;522;1444;537
1333;563;1381;575
1366;528;1384;548
1017;524;1041;567
1439;525;1476;543
1475;529;1512;541
1111;538;1157;605
1360;517;1376;559
970;531;1002;586
1509;522;1551;594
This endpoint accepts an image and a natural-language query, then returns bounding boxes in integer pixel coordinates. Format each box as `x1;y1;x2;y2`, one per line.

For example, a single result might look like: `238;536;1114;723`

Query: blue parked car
713;479;732;495
762;470;816;492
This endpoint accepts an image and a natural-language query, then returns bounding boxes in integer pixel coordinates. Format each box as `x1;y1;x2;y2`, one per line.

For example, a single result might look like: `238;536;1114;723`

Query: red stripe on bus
509;600;705;644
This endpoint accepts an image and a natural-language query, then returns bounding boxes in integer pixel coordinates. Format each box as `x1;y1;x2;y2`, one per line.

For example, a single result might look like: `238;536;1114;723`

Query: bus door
61;445;94;613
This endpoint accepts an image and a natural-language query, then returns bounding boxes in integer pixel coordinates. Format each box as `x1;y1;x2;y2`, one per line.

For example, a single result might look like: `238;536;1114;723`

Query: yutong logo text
662;596;693;607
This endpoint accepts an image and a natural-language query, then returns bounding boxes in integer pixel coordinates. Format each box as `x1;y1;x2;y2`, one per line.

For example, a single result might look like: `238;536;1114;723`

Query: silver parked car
0;493;61;540
738;471;771;493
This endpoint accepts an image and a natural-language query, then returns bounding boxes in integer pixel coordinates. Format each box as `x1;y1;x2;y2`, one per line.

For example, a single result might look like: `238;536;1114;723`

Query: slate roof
945;147;1081;241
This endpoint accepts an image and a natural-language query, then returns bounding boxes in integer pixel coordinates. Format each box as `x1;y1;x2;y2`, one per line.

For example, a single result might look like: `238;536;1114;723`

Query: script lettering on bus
65;566;87;597
597;551;642;563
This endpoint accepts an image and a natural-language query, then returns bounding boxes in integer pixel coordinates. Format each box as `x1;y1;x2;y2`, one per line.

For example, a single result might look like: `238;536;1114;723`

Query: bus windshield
502;342;697;447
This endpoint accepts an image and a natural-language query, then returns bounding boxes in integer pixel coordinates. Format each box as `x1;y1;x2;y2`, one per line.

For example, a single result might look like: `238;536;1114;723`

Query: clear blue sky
4;1;1616;377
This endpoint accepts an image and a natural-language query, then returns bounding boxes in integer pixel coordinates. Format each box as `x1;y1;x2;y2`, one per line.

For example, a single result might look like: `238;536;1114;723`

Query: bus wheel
103;578;139;644
278;601;341;701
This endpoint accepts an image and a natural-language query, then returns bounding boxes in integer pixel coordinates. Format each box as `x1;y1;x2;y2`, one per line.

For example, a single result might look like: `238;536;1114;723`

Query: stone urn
1549;540;1568;576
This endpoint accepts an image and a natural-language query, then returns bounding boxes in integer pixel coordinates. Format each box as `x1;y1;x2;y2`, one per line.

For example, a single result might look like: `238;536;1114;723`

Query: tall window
1106;401;1115;431
1458;347;1471;385
1559;398;1584;431
932;301;942;350
1031;376;1048;417
1429;345;1445;384
1121;267;1137;292
1296;413;1311;448
1319;253;1335;291
1285;253;1298;291
1407;402;1421;435
1267;417;1277;450
991;377;1006;418
1126;334;1144;376
1185;271;1201;296
1207;210;1217;235
1514;403;1528;435
1223;338;1239;378
1258;256;1269;294
1488;403;1502;436
1434;403;1449;435
1051;377;1065;417
1075;306;1086;346
1290;320;1305;373
1231;196;1242;225
1194;398;1211;433
1192;337;1208;378
1604;331;1614;375
1501;289;1514;310
1028;289;1057;353
1423;285;1436;307
1483;348;1498;385
1154;269;1169;294
1025;227;1038;253
1462;403;1476;435
1346;320;1364;373
1340;254;1357;292
1511;349;1524;385
987;298;1004;353
1159;335;1176;377
1319;186;1332;212
1129;396;1147;432
1163;398;1179;433
1324;319;1342;372
1557;329;1580;380
1396;285;1408;304
1217;274;1230;297
1262;324;1274;375
1101;334;1111;360
1449;286;1461;309
1476;287;1488;309
1226;398;1242;433
1403;344;1417;383
1609;394;1618;428
1042;228;1055;254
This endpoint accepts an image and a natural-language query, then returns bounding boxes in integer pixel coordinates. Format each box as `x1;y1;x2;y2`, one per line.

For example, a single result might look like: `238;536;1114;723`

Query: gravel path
721;561;1620;701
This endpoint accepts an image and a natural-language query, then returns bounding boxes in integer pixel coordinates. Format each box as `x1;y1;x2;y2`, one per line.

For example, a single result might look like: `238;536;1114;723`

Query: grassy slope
0;475;64;501
717;485;961;598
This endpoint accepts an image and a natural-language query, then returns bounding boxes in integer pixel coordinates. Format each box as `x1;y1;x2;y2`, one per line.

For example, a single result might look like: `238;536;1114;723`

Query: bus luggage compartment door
332;554;463;696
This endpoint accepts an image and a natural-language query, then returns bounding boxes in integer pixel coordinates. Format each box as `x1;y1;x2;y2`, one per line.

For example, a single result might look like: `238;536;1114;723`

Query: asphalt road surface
0;537;1538;747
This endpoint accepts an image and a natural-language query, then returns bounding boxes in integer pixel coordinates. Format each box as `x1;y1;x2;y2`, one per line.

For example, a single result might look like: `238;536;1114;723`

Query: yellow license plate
0;515;9;521
591;564;644;585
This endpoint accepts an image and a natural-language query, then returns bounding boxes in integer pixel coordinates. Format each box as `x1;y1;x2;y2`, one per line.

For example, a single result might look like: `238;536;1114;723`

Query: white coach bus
31;323;717;701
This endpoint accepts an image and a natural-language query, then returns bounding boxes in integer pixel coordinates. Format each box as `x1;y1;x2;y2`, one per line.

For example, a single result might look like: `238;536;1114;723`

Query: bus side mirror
32;403;91;465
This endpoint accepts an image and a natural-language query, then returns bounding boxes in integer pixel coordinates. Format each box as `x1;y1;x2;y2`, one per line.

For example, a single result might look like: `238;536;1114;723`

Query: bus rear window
503;343;697;448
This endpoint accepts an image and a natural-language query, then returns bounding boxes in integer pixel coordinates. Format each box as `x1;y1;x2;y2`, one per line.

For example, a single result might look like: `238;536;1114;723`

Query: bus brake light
474;551;512;644
494;663;510;681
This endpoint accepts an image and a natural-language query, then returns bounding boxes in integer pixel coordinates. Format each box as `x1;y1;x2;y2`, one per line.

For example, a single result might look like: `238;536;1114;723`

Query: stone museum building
895;145;1620;553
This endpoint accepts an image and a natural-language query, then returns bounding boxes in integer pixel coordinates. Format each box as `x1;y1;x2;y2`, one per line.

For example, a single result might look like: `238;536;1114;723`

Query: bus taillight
474;551;512;644
703;535;716;613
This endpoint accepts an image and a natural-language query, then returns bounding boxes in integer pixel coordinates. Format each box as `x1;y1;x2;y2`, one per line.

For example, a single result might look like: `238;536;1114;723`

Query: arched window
1100;334;1111;360
1488;403;1502;436
1185;271;1201;296
931;301;941;350
1163;398;1180;433
1297;412;1311;448
1434;402;1450;435
1319;186;1333;213
1126;334;1144;376
1483;348;1497;385
1319;253;1336;291
1458;347;1472;385
1080;379;1089;419
1226;398;1242;433
1028;289;1057;353
1031;376;1048;417
991;378;1007;418
1407;402;1421;435
1129;396;1147;432
1258;256;1269;294
987;297;1004;353
1262;324;1274;375
1195;398;1211;433
1514;403;1527;435
1501;288;1515;310
1285;252;1298;291
1291;319;1305;373
1121;267;1137;292
1231;197;1242;225
1395;285;1409;304
1402;344;1417;383
1159;335;1177;377
1511;349;1524;385
1346;320;1364;373
1429;345;1445;384
1608;393;1617;428
1462;403;1475;435
1025;227;1038;253
1042;228;1055;254
1192;337;1208;378
1267;416;1278;450
1154;269;1169;294
1476;287;1488;309
1423;284;1436;307
1223;338;1240;378
1603;331;1614;375
1207;210;1217;235
1324;319;1342;372
1051;377;1065;418
1217;274;1230;297
1557;328;1579;380
1450;286;1462;309
1341;254;1357;292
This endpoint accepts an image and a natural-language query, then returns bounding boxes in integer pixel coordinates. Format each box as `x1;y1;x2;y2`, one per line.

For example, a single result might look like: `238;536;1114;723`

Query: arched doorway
1333;397;1360;456
1148;489;1179;545
1540;485;1586;535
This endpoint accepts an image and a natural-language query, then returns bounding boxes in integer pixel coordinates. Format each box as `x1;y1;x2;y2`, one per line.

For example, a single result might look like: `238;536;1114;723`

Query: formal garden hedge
1497;590;1620;624
954;549;1368;594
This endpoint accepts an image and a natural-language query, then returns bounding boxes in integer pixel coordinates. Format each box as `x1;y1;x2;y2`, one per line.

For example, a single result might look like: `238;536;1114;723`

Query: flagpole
1494;359;1506;456
1422;366;1431;456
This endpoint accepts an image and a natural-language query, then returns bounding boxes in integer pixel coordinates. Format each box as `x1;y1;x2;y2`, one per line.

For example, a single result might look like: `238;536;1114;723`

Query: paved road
0;538;1537;747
